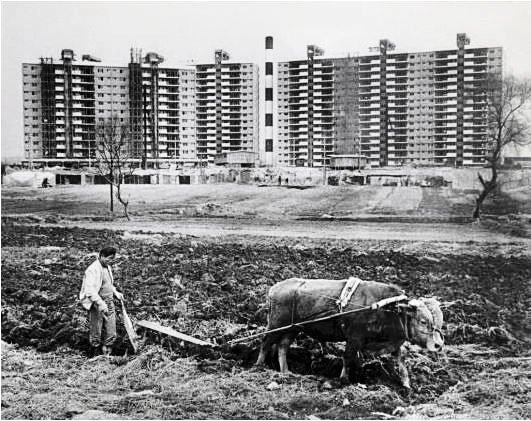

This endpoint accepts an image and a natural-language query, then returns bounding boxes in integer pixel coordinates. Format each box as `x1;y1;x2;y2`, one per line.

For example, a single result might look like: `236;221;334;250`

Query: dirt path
0;185;461;219
11;216;530;244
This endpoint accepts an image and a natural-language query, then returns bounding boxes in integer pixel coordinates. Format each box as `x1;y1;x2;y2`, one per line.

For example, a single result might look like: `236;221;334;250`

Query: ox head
400;297;444;352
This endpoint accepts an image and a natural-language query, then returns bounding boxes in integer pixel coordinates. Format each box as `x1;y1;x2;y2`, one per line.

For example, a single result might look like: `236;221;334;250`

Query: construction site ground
1;184;530;419
2;184;531;240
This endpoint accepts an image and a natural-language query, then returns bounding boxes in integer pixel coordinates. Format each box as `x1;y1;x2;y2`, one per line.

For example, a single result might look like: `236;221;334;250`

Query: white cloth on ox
336;277;362;311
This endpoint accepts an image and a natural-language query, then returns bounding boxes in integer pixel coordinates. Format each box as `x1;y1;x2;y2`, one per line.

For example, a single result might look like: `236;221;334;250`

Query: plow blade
136;320;215;347
121;299;139;353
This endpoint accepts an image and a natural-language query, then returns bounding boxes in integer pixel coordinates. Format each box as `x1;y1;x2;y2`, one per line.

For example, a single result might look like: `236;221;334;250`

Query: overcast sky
2;1;531;159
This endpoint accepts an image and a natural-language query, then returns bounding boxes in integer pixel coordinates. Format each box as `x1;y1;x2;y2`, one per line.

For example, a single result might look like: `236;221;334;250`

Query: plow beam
137;320;215;347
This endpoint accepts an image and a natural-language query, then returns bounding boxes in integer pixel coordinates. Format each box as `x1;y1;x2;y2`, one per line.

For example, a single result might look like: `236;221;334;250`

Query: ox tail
253;290;272;325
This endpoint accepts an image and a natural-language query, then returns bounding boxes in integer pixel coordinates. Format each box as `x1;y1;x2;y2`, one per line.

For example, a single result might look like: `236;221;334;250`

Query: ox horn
439;300;457;309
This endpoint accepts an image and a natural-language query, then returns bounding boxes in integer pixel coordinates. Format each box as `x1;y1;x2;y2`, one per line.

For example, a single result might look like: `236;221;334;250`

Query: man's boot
101;345;112;356
88;346;101;358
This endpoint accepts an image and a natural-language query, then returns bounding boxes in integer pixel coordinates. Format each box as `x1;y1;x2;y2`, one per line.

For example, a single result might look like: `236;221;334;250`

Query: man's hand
99;302;109;315
115;291;124;301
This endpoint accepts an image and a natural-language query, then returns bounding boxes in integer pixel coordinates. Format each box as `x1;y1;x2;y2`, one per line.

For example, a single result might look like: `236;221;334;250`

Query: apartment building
22;49;197;167
128;50;197;165
276;34;502;167
23;50;99;163
277;47;357;167
195;50;259;165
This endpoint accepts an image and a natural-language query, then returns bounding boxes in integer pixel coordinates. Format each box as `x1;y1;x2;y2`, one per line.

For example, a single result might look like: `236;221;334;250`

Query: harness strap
399;309;410;341
336;277;362;311
291;280;306;325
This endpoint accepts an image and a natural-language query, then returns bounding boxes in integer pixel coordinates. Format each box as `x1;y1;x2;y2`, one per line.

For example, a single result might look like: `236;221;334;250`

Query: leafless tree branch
473;75;531;219
94;115;136;220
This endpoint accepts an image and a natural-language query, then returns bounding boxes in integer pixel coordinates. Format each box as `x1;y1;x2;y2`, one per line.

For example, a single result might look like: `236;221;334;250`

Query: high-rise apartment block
126;50;197;166
195;51;259;165
22;49;259;167
277;51;359;167
276;34;502;167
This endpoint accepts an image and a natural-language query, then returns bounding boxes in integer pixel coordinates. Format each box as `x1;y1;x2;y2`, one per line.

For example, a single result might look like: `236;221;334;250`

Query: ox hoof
401;383;412;396
400;379;411;390
339;376;351;386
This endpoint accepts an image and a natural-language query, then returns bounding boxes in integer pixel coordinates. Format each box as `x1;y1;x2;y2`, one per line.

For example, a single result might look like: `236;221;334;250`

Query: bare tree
95;116;135;220
473;75;531;219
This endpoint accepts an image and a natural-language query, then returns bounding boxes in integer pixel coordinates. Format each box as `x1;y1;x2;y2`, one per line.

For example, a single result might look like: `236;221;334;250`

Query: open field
2;184;531;220
2;184;531;419
2;184;531;242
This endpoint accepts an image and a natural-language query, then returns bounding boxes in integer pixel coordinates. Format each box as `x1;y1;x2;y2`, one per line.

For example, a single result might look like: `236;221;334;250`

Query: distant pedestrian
285;178;289;185
41;177;51;188
278;175;282;185
79;247;124;357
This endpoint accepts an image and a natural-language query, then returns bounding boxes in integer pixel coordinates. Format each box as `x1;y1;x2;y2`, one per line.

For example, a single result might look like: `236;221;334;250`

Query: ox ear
399;299;424;315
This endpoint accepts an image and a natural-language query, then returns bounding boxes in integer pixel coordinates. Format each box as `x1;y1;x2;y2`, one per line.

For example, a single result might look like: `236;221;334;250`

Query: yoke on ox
255;277;444;389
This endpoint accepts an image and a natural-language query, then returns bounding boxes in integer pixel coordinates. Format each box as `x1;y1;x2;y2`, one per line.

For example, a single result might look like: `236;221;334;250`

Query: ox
255;278;444;389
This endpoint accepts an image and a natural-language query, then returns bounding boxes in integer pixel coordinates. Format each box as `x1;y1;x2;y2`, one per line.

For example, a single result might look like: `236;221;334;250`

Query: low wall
16;166;531;191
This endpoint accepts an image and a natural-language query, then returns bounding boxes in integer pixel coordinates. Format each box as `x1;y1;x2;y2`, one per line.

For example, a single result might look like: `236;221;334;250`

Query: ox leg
340;357;350;385
278;333;295;374
271;343;278;361
393;348;411;390
255;335;272;366
340;341;362;385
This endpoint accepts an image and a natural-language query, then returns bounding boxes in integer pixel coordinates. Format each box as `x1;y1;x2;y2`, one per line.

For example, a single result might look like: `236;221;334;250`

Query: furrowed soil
2;185;531;419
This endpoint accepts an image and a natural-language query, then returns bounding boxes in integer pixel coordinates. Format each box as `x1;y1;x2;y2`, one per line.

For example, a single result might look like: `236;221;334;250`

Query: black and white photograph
1;1;530;419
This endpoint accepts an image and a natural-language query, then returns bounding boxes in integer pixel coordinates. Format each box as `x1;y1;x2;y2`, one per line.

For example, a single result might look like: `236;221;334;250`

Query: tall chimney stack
264;36;274;166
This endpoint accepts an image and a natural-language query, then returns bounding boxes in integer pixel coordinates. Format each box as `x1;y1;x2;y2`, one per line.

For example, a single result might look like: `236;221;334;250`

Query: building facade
276;34;502;167
195;51;259;165
23;49;197;167
277;53;361;167
22;49;259;167
127;50;197;166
